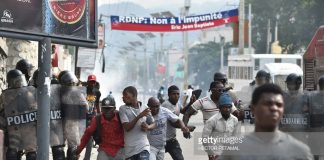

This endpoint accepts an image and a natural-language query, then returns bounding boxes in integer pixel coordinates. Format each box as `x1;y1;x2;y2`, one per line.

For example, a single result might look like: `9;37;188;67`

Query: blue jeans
126;150;150;160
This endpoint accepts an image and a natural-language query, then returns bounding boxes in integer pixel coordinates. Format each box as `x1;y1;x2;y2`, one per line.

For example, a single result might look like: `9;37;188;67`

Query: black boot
66;146;78;160
52;145;66;160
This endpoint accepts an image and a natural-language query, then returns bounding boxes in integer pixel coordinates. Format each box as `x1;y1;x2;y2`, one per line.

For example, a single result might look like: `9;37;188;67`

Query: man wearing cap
86;74;101;114
77;97;125;160
202;93;240;160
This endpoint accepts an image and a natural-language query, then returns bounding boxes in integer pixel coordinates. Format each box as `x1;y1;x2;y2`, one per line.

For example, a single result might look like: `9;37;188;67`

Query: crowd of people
0;58;323;160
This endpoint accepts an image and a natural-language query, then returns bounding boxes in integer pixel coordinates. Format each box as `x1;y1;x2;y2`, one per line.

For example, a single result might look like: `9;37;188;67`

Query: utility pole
36;37;51;160
183;0;190;90
266;19;271;54
98;14;110;72
160;33;164;63
220;36;225;72
151;11;174;86
137;33;155;102
275;14;279;42
238;0;245;55
248;3;252;54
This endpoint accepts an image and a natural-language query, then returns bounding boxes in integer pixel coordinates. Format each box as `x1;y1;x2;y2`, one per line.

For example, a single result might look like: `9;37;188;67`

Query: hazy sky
98;0;239;13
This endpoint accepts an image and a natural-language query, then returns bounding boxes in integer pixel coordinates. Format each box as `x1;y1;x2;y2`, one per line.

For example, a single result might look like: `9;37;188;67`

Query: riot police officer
306;76;324;159
1;69;37;160
236;70;271;125
15;59;33;83
307;75;324;130
254;70;271;86
31;69;65;160
60;72;88;160
280;73;308;133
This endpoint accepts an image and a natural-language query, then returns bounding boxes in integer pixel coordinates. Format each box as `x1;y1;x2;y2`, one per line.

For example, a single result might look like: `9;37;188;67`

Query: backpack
92;112;122;145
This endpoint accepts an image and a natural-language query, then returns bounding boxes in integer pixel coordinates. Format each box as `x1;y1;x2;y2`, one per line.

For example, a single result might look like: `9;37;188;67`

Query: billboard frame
0;0;98;48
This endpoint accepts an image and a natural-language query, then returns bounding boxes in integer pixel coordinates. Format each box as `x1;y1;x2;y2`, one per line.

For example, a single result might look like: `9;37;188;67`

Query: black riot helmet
318;75;324;90
60;72;78;86
255;70;271;86
7;69;27;89
286;73;302;91
214;72;227;85
101;96;116;108
286;73;302;85
16;59;33;81
255;70;270;79
31;69;39;88
58;70;70;84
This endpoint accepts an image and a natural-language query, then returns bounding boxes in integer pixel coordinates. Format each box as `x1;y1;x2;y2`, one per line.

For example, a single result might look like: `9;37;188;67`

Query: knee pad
25;152;36;160
52;146;65;160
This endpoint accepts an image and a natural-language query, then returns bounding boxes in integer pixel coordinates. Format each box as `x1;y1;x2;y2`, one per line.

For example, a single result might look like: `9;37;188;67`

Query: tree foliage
188;41;230;90
247;0;324;54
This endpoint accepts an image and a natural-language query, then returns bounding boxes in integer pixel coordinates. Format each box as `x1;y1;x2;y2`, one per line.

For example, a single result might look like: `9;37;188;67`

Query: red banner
111;9;238;32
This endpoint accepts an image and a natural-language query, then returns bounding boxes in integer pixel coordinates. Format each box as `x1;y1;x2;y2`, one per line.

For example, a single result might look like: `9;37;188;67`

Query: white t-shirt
119;103;151;158
191;96;237;123
148;107;179;149
161;100;182;140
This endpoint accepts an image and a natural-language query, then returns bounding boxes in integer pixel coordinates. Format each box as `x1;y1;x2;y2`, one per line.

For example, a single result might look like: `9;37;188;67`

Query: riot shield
50;84;64;147
305;91;324;155
280;92;309;131
1;86;37;151
308;91;324;129
61;86;88;147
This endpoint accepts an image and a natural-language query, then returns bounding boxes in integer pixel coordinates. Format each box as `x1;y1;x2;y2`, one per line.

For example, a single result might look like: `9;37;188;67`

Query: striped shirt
191;96;237;123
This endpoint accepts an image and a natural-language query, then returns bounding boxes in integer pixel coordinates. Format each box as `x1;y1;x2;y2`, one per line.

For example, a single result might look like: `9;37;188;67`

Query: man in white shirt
183;81;239;127
202;93;240;160
119;86;156;160
161;85;194;160
147;97;190;160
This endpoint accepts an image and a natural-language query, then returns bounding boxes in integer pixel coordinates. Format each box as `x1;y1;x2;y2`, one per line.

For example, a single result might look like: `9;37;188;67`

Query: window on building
297;59;301;67
255;59;260;70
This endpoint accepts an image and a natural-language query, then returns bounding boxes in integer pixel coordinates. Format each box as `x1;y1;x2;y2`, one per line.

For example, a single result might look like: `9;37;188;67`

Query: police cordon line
7;110;62;126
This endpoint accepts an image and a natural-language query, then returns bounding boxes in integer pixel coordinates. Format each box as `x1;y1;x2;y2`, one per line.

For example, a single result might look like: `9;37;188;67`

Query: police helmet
57;70;70;84
16;59;33;77
318;75;324;87
6;69;27;89
31;69;39;87
214;72;227;84
285;73;302;85
255;70;270;80
101;97;116;108
60;72;78;86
